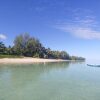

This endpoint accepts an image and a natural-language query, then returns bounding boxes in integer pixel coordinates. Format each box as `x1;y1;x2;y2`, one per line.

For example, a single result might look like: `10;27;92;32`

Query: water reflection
0;61;85;88
1;61;99;100
0;62;71;100
0;62;70;89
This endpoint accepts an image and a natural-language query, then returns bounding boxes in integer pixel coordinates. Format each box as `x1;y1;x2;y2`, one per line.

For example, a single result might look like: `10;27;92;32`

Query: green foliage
70;56;85;60
0;42;7;54
0;33;85;60
13;33;30;55
0;54;23;58
33;53;40;58
13;33;42;57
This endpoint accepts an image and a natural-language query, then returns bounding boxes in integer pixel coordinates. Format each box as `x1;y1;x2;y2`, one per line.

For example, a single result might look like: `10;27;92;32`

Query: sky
0;0;100;60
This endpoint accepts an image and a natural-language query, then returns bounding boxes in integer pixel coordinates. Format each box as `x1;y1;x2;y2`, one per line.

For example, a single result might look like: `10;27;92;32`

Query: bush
0;54;23;58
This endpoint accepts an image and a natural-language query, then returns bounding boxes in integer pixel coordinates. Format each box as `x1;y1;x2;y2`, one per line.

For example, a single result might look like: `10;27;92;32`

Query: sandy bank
0;58;69;64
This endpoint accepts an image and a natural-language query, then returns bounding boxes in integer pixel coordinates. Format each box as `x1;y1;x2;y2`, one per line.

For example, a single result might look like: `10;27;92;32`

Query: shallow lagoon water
0;61;100;100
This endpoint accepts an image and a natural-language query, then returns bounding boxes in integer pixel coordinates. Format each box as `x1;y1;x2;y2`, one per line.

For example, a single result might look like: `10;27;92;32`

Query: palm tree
0;42;6;54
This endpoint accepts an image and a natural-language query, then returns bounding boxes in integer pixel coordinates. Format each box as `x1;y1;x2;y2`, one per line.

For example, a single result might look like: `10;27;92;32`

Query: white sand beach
0;57;69;64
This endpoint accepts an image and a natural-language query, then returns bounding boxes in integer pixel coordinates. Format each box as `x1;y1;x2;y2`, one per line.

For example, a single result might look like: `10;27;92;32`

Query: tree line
0;33;85;60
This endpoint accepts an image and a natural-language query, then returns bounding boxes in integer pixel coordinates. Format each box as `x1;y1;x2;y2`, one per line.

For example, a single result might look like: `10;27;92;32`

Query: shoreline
0;57;70;64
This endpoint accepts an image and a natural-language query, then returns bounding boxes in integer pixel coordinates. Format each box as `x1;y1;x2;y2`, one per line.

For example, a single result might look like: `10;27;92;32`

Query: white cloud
60;26;100;39
56;9;100;39
0;34;7;40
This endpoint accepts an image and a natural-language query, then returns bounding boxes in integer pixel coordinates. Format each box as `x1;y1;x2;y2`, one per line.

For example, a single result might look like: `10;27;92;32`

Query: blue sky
0;0;100;60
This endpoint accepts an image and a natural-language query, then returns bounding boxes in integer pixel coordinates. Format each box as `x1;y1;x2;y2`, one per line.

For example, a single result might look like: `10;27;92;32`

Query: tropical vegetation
0;33;85;60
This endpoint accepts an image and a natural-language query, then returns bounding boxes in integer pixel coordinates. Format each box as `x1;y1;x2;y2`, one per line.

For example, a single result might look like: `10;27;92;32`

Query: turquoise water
0;61;100;100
